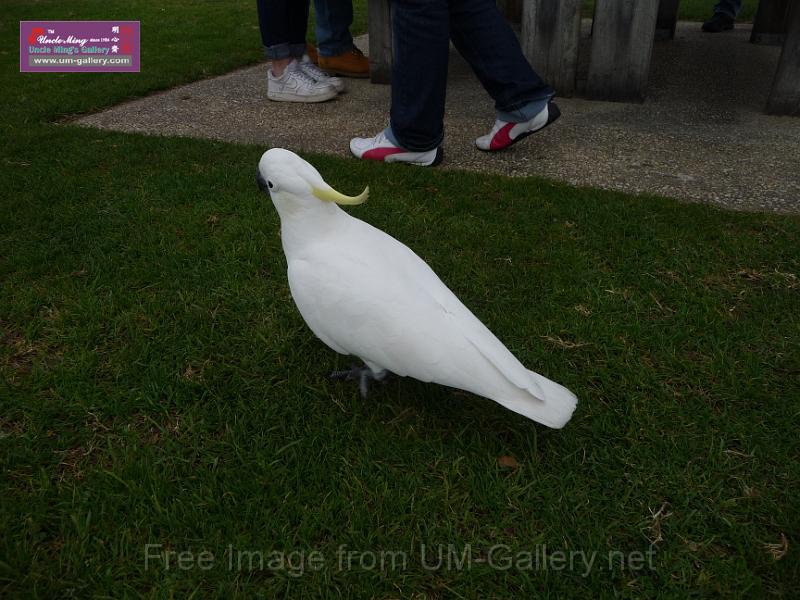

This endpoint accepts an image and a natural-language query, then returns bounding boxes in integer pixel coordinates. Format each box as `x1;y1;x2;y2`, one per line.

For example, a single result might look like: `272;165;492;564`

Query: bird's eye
267;180;274;189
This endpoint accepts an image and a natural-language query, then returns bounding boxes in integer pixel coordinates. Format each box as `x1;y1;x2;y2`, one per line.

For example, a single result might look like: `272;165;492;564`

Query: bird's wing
420;271;546;399
346;220;546;397
287;219;542;396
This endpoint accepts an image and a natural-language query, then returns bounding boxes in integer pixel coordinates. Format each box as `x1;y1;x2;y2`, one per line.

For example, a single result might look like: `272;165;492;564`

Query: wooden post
751;0;790;46
766;1;800;115
655;0;680;41
586;0;660;102
368;0;392;84
522;0;582;97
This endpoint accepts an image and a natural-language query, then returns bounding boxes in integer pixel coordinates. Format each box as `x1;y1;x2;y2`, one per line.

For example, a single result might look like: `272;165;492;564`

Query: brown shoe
318;47;369;78
305;43;319;65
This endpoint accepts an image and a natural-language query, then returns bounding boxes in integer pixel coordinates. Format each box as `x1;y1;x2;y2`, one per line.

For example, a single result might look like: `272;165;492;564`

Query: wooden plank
766;1;800;115
751;0;790;46
586;0;660;102
522;0;582;97
368;0;392;84
655;0;680;41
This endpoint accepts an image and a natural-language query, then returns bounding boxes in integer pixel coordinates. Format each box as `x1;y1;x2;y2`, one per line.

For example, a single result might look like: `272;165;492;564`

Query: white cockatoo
257;148;577;428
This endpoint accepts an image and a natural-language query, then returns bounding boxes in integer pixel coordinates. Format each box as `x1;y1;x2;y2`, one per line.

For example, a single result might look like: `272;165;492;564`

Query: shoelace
300;61;330;80
288;63;319;86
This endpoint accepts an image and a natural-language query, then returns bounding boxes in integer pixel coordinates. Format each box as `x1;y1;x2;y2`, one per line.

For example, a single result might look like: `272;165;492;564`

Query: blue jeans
257;0;309;59
389;0;554;152
314;0;355;57
714;0;742;19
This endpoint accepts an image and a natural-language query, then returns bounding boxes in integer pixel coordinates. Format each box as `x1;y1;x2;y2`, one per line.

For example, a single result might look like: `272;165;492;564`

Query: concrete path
76;23;800;214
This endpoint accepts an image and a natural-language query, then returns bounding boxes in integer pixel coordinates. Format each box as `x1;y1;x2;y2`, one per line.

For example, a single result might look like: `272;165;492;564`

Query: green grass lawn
2;0;798;597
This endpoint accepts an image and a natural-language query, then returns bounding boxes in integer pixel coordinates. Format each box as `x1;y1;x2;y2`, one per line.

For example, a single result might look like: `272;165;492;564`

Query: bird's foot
329;364;389;399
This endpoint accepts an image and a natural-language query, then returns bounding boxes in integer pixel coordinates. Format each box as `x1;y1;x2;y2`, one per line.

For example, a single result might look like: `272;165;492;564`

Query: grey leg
329;364;390;399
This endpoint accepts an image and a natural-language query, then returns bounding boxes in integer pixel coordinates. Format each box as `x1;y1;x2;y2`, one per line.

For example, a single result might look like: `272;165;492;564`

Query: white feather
259;149;577;428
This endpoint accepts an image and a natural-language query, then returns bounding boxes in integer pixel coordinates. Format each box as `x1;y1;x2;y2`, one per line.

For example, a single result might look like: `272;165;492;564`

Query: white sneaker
475;101;561;151
349;130;443;166
299;56;345;94
267;60;337;103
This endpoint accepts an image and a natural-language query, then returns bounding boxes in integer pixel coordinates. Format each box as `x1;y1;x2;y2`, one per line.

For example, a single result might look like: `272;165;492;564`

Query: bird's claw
329;364;389;399
329;365;360;382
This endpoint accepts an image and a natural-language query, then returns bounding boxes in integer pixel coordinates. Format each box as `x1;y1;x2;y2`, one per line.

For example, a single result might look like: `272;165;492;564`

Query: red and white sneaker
475;101;561;152
350;131;443;166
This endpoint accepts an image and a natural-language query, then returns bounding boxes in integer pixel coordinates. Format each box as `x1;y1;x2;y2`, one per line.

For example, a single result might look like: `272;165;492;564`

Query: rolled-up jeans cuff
496;94;553;123
263;42;306;60
384;126;402;148
289;42;306;58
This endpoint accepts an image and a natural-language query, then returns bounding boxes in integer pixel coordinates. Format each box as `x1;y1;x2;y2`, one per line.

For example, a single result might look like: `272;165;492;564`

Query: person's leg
449;0;554;122
389;0;451;151
703;0;741;32
313;0;354;57
315;0;369;77
257;0;294;66
257;0;309;72
447;0;559;151
349;0;447;164
259;0;337;102
288;0;310;60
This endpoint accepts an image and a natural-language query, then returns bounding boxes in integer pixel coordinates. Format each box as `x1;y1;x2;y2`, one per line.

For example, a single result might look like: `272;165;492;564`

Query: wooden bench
367;0;800;116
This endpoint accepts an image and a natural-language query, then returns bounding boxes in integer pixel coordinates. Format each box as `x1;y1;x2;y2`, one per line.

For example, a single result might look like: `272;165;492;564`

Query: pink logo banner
20;21;140;73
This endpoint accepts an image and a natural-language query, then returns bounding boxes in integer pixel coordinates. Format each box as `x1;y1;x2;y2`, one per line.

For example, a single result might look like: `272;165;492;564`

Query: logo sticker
20;21;140;72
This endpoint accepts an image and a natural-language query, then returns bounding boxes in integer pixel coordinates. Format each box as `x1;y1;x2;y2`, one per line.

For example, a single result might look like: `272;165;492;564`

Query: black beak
256;169;270;193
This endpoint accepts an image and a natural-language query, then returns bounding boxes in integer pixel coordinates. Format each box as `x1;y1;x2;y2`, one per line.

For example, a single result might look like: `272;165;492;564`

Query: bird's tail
496;371;578;429
452;315;578;428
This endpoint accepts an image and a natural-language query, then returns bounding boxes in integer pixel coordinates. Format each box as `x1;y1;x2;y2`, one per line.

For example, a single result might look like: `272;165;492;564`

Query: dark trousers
257;0;310;59
390;0;554;151
314;0;355;56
